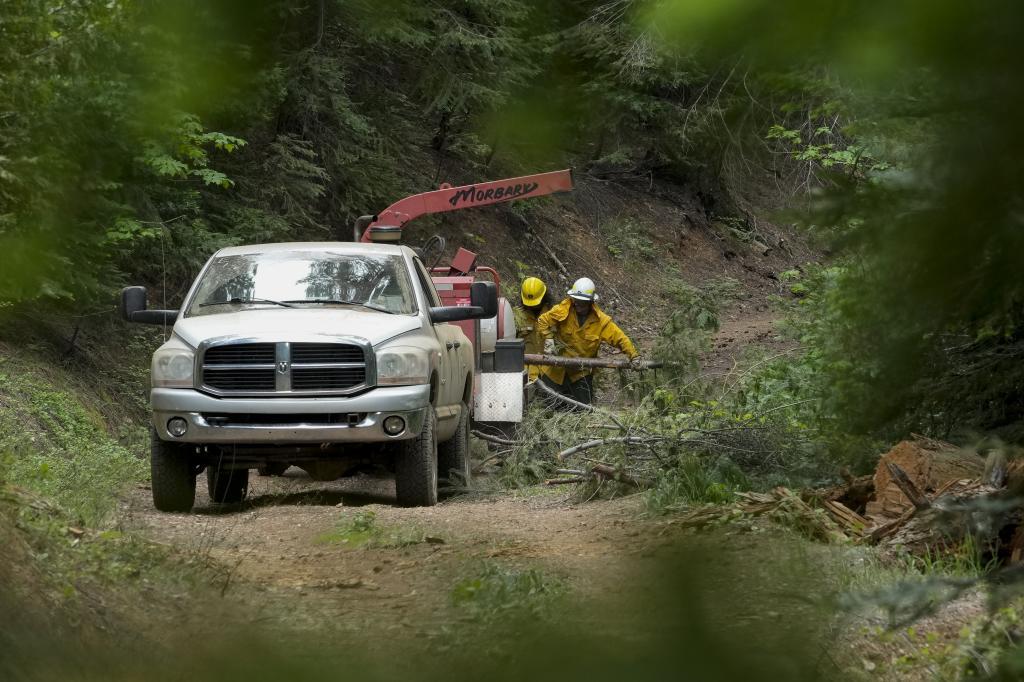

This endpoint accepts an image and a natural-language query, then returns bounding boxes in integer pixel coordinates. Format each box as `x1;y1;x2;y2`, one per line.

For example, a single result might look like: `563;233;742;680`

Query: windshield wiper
199;297;296;309
284;299;395;314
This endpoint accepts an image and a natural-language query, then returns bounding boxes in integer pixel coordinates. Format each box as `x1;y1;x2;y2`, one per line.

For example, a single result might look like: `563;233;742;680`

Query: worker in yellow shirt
536;277;641;405
513;277;554;382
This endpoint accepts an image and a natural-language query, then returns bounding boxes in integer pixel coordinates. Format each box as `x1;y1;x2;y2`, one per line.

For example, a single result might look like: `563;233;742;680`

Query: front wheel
395;405;438;507
438;402;471;488
151;429;196;512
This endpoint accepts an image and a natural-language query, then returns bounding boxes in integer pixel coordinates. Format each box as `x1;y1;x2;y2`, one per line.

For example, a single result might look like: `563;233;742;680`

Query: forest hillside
3;2;1024;680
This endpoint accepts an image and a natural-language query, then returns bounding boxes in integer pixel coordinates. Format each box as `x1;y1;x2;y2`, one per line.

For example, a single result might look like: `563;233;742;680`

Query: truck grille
203;368;277;392
291;343;364;364
200;341;369;396
205;343;276;365
292;367;366;390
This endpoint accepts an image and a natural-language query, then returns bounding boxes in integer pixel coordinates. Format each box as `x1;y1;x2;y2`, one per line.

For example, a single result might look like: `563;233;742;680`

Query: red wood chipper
353;169;575;426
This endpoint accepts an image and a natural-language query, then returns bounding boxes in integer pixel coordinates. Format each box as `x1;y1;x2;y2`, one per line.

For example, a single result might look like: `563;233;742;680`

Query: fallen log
591;463;651;488
542;465;652;489
865;437;984;520
524;354;663;370
868;476;972;543
545;477;587;485
870;479;1019;555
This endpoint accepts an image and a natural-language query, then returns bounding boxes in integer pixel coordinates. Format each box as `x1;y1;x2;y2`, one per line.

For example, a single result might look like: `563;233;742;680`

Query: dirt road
120;466;846;678
122;469;667;640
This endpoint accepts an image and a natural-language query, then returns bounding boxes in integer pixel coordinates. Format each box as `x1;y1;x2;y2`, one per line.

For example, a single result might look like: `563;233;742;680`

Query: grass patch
450;561;565;624
0;358;147;526
599;217;658;263
912;535;997;578
645;455;749;513
315;510;427;548
2;485;224;617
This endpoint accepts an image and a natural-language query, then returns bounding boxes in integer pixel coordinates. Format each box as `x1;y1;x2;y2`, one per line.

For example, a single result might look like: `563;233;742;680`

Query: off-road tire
207;464;249;504
150;429;196;513
395;405;438;507
438;402;471;488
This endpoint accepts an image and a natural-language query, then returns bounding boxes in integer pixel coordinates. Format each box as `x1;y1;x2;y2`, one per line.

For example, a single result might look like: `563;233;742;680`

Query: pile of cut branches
476;378;808;493
674;435;1024;561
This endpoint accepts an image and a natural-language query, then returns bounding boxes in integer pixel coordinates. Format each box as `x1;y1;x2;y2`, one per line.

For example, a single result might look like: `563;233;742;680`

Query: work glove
543;338;556;355
629;355;644;370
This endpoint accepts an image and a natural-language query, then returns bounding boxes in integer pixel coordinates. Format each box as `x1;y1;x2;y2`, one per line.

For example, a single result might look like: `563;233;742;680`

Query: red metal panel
432;276;474;307
361;169;574;242
450;247;477;275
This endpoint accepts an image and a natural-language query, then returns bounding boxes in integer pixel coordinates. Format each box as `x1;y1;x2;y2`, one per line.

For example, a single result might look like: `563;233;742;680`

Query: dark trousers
540;374;594;407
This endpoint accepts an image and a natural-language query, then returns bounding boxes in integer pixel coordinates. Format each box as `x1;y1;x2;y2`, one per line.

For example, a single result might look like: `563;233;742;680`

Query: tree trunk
865;437;984;521
524;354;662;370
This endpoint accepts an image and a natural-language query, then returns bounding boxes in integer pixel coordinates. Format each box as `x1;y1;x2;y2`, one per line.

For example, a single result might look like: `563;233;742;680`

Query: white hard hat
568;277;598;301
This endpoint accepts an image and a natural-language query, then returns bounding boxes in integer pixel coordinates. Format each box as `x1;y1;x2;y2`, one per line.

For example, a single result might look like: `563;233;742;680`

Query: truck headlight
375;347;429;386
152;348;195;388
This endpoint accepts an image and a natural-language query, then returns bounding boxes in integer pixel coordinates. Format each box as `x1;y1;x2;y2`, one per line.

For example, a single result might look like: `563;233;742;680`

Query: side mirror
470;281;498;318
120;286;179;326
429;282;499;323
120;286;147;321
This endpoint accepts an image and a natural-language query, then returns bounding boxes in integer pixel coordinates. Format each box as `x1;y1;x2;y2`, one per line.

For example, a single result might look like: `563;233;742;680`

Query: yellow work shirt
536;298;638;384
514;303;551;381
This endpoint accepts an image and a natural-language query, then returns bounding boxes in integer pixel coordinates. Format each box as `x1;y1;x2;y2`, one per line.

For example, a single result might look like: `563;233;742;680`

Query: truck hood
173;308;422;349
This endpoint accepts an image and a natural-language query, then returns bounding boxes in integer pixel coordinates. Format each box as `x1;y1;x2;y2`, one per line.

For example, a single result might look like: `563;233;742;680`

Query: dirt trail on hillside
701;307;794;378
123;471;668;639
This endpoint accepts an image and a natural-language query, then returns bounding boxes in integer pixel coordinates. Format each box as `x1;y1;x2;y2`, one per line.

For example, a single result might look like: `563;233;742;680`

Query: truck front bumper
151;385;430;444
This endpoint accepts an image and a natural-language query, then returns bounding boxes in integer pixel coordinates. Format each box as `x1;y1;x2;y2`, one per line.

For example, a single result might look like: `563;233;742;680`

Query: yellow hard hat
521;277;547;307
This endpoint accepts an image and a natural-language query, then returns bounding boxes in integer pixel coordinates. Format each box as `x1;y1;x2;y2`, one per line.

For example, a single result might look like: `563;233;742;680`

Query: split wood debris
674;435;1024;558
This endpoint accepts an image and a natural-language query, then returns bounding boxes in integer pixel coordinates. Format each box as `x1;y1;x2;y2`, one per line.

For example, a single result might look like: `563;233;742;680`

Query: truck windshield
186;251;417;316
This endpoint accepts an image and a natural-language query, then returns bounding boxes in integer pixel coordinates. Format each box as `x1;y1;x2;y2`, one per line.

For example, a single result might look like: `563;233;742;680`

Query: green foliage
0;1;260;304
1;0;830;316
645;455;747;512
451;561;565;624
653;275;741;379
766;124;874;172
11;500;180;594
644;0;1024;441
498;405;578;488
912;535;995;579
920;602;1024;679
140;114;246;189
0;360;147;525
314;509;427;548
600;217;658;262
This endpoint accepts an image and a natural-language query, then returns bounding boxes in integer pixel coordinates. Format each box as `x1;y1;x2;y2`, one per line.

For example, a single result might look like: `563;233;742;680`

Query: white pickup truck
121;242;497;512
